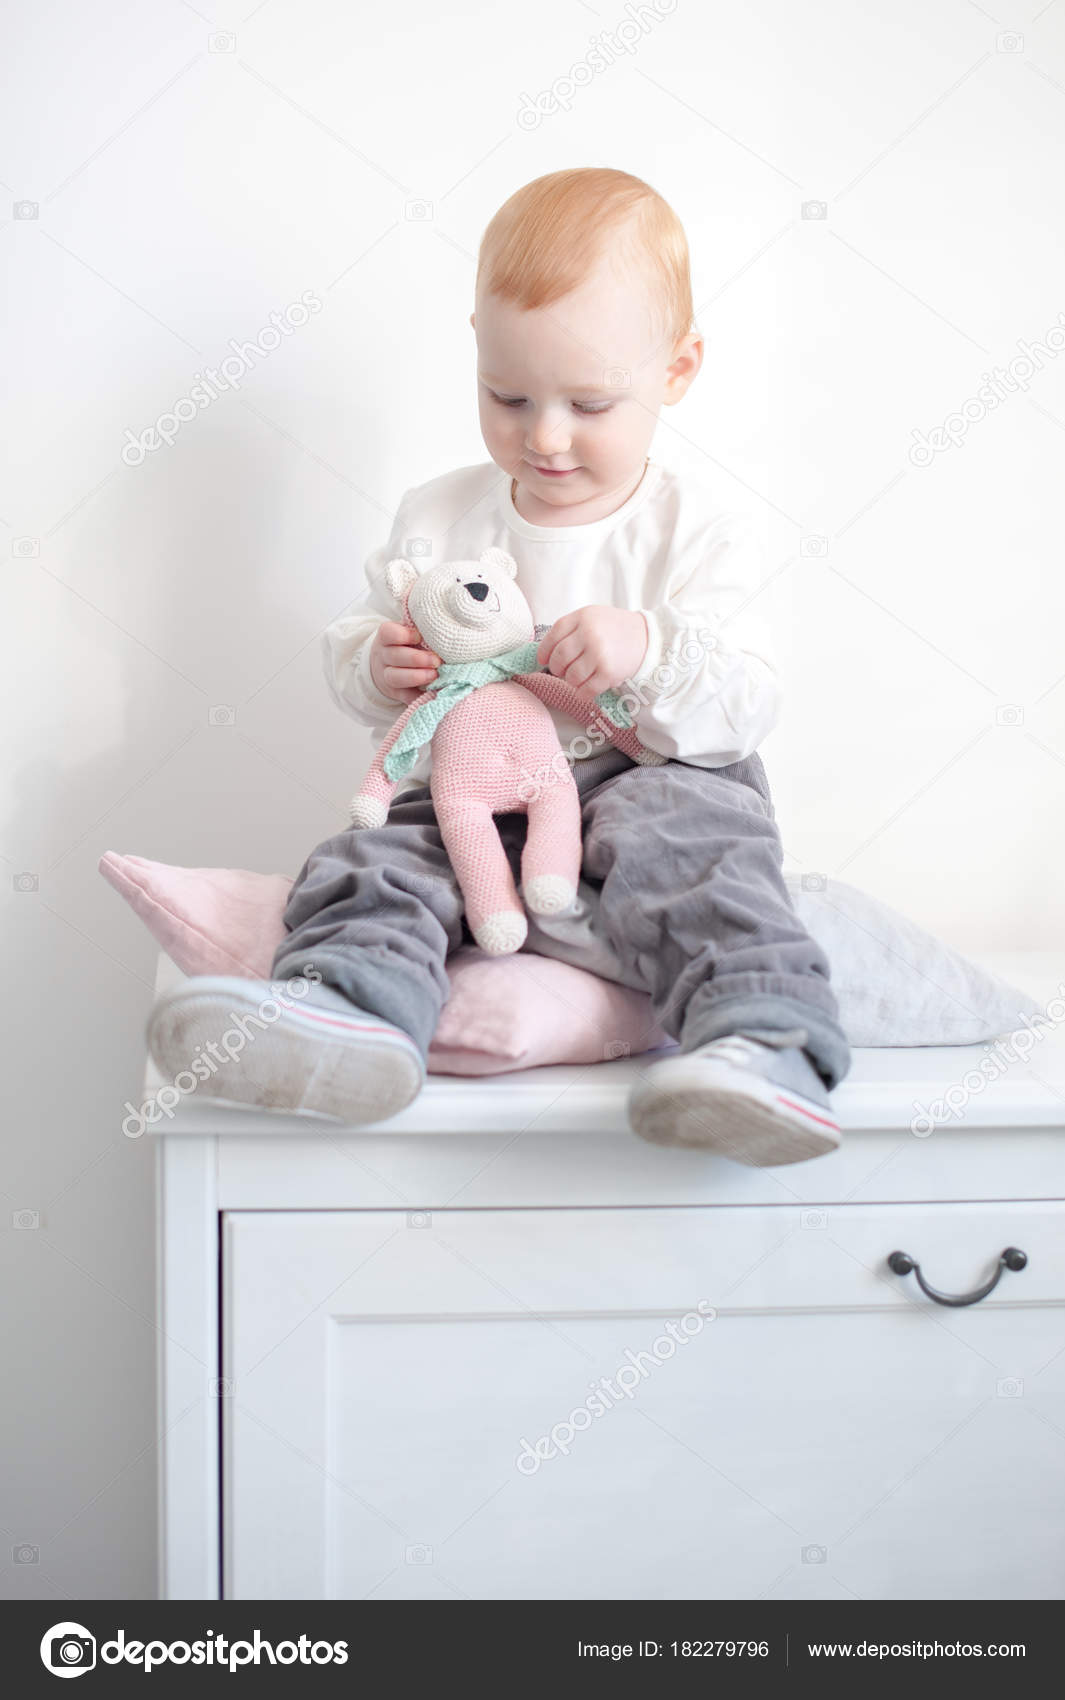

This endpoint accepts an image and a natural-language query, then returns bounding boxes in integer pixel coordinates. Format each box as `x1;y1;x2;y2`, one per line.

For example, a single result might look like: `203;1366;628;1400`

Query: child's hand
537;606;648;697
370;620;442;705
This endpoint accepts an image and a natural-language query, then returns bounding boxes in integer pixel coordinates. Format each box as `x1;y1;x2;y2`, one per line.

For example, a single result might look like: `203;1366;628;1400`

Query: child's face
473;250;701;520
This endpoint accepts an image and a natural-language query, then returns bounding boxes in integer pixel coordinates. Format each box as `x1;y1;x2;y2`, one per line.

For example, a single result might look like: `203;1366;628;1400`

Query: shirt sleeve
625;514;782;767
321;490;415;736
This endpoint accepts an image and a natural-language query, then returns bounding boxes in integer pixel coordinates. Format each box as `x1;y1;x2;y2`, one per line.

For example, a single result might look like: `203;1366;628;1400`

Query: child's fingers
545;632;586;676
559;659;599;693
379;620;439;660
575;668;608;696
386;664;438;688
378;619;421;643
386;643;442;668
537;611;578;666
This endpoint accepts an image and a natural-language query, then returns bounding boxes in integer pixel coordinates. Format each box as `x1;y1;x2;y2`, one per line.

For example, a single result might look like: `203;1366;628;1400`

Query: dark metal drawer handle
886;1246;1028;1307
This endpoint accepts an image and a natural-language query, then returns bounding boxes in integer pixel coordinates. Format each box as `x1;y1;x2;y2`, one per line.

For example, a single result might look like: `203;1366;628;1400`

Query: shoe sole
147;982;424;1126
629;1071;841;1166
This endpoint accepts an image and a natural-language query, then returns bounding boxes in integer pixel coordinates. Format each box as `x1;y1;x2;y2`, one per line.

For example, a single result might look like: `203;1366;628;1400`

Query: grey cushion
522;873;1041;1048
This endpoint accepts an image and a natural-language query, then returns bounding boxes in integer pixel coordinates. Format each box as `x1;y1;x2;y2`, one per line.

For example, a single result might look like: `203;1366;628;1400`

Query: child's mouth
528;463;580;478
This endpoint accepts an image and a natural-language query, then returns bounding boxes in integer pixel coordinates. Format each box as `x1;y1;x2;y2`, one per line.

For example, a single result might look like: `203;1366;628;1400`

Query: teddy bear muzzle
450;581;501;623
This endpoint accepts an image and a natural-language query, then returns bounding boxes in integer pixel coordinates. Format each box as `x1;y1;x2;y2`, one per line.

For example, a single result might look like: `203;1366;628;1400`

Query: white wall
2;0;1062;1598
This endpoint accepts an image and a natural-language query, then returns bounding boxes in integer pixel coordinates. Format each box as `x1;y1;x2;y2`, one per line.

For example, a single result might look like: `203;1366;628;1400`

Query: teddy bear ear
479;546;518;579
383;557;418;605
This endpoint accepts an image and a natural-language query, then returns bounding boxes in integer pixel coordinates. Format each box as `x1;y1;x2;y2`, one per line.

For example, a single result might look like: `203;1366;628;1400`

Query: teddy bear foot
473;910;529;955
522;874;579;916
349;794;389;829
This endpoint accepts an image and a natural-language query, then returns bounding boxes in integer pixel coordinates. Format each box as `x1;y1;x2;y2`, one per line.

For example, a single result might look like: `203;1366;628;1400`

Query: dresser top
144;952;1065;1138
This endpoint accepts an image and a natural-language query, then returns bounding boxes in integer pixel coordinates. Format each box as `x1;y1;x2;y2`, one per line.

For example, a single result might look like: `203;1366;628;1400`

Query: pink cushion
99;853;290;979
99;852;671;1075
428;946;669;1074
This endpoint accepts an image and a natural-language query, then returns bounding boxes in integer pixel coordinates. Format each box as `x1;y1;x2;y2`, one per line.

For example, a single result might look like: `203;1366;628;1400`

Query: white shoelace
696;1026;810;1071
697;1036;769;1070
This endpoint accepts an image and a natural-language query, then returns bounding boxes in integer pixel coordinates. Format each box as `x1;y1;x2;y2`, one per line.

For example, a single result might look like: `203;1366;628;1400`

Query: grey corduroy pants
272;746;851;1090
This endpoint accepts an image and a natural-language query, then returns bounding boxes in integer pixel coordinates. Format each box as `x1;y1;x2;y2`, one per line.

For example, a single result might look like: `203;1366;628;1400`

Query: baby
149;167;851;1166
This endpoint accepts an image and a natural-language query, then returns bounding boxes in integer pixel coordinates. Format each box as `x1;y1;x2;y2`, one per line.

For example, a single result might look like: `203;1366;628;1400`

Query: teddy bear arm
349;692;435;825
512;671;665;765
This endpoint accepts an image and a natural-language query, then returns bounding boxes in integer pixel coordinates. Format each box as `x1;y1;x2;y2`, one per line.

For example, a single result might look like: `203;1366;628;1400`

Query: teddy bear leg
436;798;528;956
520;771;582;916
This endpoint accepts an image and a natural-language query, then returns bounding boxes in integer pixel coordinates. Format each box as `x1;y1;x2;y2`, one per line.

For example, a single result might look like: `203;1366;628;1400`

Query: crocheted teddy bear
349;546;665;955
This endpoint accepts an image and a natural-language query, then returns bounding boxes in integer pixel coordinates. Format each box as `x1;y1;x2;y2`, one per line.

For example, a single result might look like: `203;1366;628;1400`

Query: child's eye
488;391;612;414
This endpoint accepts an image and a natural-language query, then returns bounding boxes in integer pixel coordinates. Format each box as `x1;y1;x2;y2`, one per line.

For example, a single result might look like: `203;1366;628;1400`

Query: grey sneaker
147;975;425;1125
628;1026;841;1166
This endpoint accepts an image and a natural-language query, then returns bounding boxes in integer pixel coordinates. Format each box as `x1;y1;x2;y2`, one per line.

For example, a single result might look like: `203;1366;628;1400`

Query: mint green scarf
383;642;634;780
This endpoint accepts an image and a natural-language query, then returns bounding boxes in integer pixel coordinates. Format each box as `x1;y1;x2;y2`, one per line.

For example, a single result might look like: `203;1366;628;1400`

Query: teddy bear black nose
464;581;489;601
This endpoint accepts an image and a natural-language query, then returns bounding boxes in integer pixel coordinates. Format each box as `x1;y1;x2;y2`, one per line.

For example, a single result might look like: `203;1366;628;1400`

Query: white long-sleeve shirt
324;458;781;789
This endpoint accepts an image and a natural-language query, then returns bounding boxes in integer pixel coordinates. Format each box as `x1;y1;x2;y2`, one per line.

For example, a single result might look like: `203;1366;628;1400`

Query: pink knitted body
430;680;581;942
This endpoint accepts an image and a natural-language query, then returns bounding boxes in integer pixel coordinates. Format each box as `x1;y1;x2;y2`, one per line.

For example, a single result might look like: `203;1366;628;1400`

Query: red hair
476;168;694;346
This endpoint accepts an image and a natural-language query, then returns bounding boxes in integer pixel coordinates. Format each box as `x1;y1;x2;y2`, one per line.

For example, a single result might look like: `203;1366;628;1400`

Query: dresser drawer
221;1202;1065;1600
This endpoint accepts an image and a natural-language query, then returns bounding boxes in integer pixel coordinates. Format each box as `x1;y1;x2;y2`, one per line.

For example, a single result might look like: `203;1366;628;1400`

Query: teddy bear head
383;546;532;663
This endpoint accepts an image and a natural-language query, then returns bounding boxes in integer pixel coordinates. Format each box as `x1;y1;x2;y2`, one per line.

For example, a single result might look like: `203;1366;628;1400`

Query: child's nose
525;409;571;456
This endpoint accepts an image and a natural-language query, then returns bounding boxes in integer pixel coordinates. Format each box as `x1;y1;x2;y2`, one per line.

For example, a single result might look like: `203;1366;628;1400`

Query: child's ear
479;546;517;579
384;558;418;605
663;330;704;405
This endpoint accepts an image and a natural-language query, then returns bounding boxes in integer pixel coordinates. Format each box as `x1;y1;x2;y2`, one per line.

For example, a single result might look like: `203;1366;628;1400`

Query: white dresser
147;955;1065;1602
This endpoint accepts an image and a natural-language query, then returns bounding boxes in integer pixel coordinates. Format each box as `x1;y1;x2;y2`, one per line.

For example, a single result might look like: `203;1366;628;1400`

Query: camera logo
801;200;828;221
41;1622;96;1677
13;200;39;220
